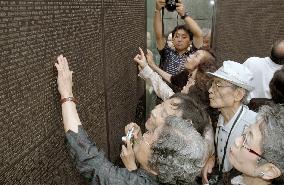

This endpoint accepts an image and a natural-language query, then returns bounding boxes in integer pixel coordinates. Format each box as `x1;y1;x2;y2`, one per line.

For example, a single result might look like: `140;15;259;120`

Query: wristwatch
181;12;190;19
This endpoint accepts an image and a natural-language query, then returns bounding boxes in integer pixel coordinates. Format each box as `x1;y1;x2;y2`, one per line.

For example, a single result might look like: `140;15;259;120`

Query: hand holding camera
166;0;185;14
156;0;166;11
122;127;134;142
120;127;137;171
165;0;178;12
123;122;142;143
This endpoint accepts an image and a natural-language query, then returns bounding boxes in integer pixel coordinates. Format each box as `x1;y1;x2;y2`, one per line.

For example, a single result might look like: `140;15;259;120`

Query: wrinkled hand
202;155;215;184
125;122;142;142
156;0;166;11
120;139;137;171
55;55;74;99
176;0;186;17
133;47;147;71
146;49;157;68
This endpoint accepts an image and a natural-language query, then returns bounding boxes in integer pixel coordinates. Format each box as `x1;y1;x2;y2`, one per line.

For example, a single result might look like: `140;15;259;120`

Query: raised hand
55;55;74;99
124;122;142;142
146;49;157;68
156;0;166;11
120;138;137;171
133;47;147;71
176;0;186;17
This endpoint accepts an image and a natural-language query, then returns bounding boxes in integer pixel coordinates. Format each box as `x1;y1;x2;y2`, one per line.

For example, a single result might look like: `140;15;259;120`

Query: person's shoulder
243;56;266;65
242;106;257;124
158;42;172;52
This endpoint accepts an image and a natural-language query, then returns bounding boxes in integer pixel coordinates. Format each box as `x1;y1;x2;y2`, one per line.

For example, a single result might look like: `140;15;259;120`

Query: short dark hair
170;93;210;135
171;25;193;41
270;40;284;65
270;68;284;104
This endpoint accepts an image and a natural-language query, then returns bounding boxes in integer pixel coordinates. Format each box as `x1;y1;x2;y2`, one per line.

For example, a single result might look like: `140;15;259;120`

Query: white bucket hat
207;60;254;91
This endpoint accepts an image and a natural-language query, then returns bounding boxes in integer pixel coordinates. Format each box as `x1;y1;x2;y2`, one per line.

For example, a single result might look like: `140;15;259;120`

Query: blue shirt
158;43;197;75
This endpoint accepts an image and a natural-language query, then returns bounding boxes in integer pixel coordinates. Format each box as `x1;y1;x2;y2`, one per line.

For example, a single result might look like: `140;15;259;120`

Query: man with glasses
240;131;270;162
229;104;284;185
202;61;257;185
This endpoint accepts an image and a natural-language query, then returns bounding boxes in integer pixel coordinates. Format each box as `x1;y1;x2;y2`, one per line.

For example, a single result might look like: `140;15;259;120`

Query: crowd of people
54;0;284;184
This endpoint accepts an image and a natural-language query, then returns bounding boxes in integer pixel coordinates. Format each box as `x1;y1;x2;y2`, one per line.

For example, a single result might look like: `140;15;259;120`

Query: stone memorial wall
0;0;146;184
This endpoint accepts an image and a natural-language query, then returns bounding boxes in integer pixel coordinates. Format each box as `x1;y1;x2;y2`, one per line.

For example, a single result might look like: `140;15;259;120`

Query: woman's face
172;29;191;52
208;78;238;109
229;120;263;176
145;98;182;132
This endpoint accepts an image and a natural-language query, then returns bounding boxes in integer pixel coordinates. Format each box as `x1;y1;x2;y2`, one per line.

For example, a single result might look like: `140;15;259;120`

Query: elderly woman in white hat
202;61;258;184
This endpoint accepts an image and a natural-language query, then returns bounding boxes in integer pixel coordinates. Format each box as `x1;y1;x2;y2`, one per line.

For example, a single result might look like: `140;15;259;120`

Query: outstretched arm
176;0;203;48
154;0;166;50
55;55;155;184
55;55;81;133
134;48;174;101
146;49;172;83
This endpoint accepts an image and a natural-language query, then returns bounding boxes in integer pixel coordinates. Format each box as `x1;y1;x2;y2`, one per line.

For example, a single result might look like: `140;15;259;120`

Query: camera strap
162;8;165;37
216;105;244;174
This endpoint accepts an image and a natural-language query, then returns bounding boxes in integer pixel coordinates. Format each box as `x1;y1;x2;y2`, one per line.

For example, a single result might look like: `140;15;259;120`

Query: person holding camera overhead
154;0;203;77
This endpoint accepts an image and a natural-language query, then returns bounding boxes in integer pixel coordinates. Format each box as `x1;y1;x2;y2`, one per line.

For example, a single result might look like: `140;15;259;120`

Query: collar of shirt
217;105;243;133
265;57;283;69
172;48;191;56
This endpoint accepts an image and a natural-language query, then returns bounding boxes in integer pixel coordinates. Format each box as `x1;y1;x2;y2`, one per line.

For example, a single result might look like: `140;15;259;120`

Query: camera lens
165;0;177;12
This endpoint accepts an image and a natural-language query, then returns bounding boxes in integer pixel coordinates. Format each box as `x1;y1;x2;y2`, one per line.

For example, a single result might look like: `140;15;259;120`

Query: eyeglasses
211;81;234;89
241;133;269;162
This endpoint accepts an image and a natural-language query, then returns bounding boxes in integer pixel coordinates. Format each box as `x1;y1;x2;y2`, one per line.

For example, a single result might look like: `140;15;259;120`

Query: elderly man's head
208;61;253;109
145;93;210;135
229;104;284;181
270;40;284;65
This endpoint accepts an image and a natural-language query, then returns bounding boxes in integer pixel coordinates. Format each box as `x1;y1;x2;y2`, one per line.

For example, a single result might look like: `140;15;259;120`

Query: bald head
271;40;284;65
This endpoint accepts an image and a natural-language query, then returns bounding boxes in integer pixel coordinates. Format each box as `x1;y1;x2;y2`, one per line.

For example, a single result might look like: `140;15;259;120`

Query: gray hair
258;104;284;174
150;116;208;184
228;83;249;105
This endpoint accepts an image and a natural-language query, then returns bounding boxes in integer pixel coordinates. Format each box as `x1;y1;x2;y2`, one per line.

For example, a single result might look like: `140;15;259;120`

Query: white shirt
138;65;174;101
215;105;257;172
231;175;246;185
243;57;282;101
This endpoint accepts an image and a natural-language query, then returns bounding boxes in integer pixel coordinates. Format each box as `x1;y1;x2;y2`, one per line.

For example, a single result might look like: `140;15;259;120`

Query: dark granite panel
106;78;140;161
0;0;146;184
103;0;146;161
0;0;107;184
212;0;284;66
103;0;146;86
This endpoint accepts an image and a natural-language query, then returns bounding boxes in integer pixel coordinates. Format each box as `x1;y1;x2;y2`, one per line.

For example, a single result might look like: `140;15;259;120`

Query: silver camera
122;127;134;142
